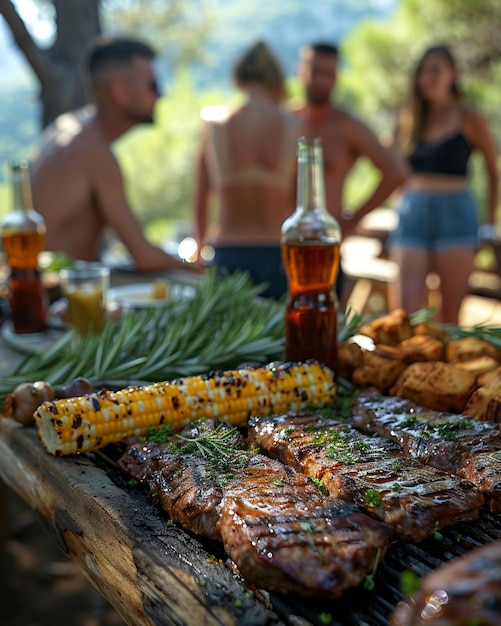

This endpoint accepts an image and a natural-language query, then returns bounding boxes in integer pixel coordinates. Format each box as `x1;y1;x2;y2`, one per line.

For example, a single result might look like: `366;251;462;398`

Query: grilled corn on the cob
34;360;336;456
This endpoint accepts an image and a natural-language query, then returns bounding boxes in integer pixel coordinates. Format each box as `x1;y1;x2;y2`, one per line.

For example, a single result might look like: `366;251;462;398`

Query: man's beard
128;111;155;125
307;91;331;107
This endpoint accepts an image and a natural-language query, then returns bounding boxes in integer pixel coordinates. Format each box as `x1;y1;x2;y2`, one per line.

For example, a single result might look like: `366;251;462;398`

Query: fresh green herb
124;478;139;488
245;591;254;600
490;451;501;462
299;521;315;534
166;519;175;527
391;482;402;492
455;533;463;543
311;477;327;494
392;462;402;473
364;489;382;508
141;424;174;443
176;424;240;459
272;479;285;487
427;419;473;441
400;415;419;429
304;423;320;434
318;613;333;625
284;427;295;437
234;600;243;608
363;547;382;591
313;429;360;465
409;308;437;326
433;523;444;542
338;306;365;341
400;570;421;595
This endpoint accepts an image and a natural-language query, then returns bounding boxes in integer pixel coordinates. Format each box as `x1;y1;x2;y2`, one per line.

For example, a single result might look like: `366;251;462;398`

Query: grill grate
95;449;501;626
267;509;501;626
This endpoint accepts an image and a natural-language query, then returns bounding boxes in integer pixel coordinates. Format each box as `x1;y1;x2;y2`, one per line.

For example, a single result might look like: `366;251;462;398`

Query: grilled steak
118;420;245;540
353;389;501;512
118;419;390;597
249;413;483;542
390;540;501;625
217;456;389;597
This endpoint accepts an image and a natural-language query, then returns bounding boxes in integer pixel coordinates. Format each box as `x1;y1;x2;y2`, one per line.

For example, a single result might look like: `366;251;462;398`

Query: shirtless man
293;42;408;236
31;37;198;273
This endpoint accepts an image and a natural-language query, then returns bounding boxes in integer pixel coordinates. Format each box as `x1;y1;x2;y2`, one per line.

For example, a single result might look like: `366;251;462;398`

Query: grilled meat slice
390;540;501;625
118;418;390;597
353;389;501;511
118;420;245;540
218;456;389;597
459;451;501;514
249;414;483;542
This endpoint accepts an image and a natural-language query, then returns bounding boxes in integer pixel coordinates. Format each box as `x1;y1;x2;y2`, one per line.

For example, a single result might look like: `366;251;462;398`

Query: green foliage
341;0;501;225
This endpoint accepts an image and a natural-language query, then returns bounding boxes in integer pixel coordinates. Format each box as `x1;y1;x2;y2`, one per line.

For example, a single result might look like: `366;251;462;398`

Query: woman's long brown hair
397;45;461;152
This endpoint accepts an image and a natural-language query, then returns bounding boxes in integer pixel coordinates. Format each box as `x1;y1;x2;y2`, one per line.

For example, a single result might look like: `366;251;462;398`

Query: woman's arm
465;108;499;224
194;122;212;256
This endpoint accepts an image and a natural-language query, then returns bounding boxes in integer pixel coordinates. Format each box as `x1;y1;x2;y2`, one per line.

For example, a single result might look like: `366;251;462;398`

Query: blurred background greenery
1;0;500;245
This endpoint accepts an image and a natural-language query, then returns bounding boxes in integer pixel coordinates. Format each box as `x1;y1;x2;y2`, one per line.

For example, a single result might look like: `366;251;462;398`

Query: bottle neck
296;140;312;214
12;162;33;213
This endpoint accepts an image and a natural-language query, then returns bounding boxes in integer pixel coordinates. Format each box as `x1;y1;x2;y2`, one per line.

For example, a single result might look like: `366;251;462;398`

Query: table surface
0;267;267;626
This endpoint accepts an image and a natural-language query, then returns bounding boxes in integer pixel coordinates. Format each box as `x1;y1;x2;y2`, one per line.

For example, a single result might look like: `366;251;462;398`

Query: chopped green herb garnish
364;489;382;508
166;519;175;527
300;521;315;534
401;416;419;429
400;570;421;595
272;479;285;487
318;613;333;625
234;600;243;608
427;419;473;441
392;462;402;473
363;547;382;591
391;482;402;492
141;424;174;443
311;477;327;494
433;522;444;541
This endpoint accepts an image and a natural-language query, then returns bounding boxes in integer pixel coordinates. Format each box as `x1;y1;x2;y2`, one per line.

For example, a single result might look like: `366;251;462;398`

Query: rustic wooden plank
0;418;283;626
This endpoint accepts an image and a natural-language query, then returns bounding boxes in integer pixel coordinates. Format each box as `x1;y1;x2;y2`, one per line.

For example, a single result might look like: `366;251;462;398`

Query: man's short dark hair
307;42;339;57
86;36;156;83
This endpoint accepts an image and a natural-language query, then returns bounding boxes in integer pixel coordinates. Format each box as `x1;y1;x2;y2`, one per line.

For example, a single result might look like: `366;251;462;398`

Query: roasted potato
412;321;450;342
463;377;501;421
477;365;501;387
352;344;407;394
357;309;413;347
337;341;363;381
396;334;445;364
390;361;477;413
445;337;501;364
454;356;500;379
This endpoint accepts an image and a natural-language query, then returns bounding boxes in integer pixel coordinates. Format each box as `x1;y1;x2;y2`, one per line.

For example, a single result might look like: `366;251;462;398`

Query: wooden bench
340;235;397;316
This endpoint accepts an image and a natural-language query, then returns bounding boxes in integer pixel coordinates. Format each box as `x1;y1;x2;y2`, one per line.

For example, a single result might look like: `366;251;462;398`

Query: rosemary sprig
176;424;241;460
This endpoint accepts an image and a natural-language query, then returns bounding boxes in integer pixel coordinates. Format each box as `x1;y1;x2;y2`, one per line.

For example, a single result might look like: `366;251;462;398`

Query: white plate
107;282;194;309
1;321;63;355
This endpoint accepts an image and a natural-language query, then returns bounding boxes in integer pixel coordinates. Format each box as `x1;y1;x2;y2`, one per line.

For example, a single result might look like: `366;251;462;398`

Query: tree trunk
0;0;101;128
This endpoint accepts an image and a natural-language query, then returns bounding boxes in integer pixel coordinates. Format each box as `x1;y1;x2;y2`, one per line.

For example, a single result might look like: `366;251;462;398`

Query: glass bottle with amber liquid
1;160;48;334
281;137;341;372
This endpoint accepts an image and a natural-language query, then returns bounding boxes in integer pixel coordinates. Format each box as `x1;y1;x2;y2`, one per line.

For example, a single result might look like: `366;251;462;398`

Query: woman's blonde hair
232;41;286;102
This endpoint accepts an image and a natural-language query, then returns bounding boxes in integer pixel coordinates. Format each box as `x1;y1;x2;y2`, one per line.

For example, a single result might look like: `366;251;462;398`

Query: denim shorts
388;189;479;250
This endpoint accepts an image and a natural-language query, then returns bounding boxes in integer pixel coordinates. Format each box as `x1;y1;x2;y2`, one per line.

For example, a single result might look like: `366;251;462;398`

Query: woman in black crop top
388;44;499;324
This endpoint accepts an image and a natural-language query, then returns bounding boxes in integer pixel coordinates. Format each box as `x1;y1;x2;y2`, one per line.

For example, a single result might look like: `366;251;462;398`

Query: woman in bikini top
388;44;499;323
194;41;301;251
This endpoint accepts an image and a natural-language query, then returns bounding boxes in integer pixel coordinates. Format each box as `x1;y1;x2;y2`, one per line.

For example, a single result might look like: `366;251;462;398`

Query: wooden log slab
0;418;283;626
